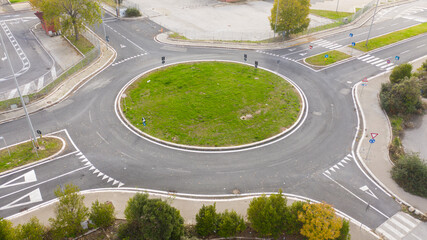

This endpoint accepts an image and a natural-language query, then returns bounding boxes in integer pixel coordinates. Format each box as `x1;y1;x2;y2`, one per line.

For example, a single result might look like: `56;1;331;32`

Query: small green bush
217;210;246;237
285;201;306;234
390;63;412;84
125;7;141;17
0;218;16;240
89;200;115;229
380;77;422;116
392;153;427;197
335;219;351;240
16;217;46;240
195;204;219;237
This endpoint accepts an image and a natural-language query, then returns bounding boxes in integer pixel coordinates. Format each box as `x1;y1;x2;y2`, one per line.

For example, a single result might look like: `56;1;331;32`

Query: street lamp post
336;0;340;13
365;0;380;47
0;28;39;155
0;136;11;157
274;0;280;38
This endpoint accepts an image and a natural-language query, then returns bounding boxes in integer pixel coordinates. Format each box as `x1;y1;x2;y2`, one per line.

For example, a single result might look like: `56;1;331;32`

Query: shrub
49;184;89;239
392;153;427;197
285;201;307;234
380;77;422;116
16;217;46;240
390;63;412;84
89;200;115;229
334;219;351;240
125;7;141;17
247;190;289;238
118;193;184;240
298;202;343;240
195;204;219;237
0;218;16;240
217;210;246;237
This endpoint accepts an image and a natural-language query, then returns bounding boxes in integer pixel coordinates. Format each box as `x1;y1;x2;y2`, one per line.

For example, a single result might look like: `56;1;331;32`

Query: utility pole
274;0;280;38
0;28;39;154
365;0;380;47
336;0;340;13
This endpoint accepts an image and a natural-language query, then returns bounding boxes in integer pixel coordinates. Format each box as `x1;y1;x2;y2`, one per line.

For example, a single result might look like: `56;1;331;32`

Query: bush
125;7;141;17
16;217;46;240
285;201;307;234
390;63;412;84
334;219;351;240
217;210;246;237
380;77;422;116
118;193;184;240
298;202;343;240
49;184;89;239
0;218;16;240
89;200;115;229
392;153;427;197
247;190;289;238
195;204;219;237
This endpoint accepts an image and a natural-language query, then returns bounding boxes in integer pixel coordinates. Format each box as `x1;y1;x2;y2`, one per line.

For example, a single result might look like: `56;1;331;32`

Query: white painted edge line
114;59;309;153
5;187;380;238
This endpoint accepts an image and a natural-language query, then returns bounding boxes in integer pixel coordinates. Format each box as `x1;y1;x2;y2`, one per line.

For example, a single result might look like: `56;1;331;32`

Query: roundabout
116;60;307;151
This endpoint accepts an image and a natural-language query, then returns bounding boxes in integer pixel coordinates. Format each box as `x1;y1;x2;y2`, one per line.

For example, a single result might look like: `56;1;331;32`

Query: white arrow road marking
0;188;42;210
288;48;296;51
359;185;378;199
299;52;307;56
0;170;37;189
120;44;126;48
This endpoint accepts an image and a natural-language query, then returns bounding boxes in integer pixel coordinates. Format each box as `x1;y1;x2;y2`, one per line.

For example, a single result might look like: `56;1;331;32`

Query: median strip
305;50;351;66
351;22;427;52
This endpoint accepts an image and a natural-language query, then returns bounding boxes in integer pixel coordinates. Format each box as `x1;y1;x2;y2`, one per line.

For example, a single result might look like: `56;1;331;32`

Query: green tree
195;203;219;237
16;217;46;240
298;202;343;240
118;193;184;240
269;0;311;38
390;63;412;84
392;153;427;197
89;200;115;229
334;219;351;240
247;190;289;238
380;77;422;115
49;184;89;239
29;0;101;41
0;218;16;240
285;201;307;234
217;210;246;238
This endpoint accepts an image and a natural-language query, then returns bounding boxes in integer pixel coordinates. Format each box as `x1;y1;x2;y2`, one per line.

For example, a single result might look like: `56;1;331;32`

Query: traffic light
244;54;247;61
255;61;258;68
162;56;165;64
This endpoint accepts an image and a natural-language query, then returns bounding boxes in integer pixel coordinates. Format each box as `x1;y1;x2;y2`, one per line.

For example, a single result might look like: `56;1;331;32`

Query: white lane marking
416;44;425;48
0;188;42;210
7;88;17;99
371;59;384;65
362;56;376;61
96;131;109;144
359;185;378;199
22;82;32;95
377;27;385;30
323;173;389;219
51;65;57;79
391;23;399;26
358;55;371;60
400;50;410;54
105;24;146;52
0;166;89;200
0;170;37;189
37;76;44;91
366;57;380;63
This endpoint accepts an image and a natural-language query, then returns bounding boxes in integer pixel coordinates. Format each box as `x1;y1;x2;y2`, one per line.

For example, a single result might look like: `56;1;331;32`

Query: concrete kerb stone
154;0;416;51
352;55;427;217
0;135;66;177
6;187;380;239
114;59;308;153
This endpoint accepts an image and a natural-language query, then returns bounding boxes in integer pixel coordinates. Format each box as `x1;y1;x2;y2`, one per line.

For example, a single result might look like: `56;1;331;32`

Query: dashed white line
400;50;410;54
416;44;425;48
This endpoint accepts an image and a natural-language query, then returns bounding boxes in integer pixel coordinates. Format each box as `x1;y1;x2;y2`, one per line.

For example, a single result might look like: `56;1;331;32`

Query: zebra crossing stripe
8;89;17;99
371;59;384;65
366;57;380;63
363;56;376;61
358;55;371;60
376;228;398;240
396;213;419;227
311;39;324;44
376;62;387;67
37;76;44;91
22;82;32;95
321;43;336;48
330;45;342;50
389;218;411;233
381;63;394;69
383;223;405;238
386;66;395;71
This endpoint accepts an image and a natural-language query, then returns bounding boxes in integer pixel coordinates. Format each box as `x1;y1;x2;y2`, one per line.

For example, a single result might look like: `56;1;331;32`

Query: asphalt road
1;1;427;231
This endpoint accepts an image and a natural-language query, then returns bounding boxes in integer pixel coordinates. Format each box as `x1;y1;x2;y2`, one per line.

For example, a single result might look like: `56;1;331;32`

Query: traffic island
305;50;351;66
118;61;306;150
0;137;64;173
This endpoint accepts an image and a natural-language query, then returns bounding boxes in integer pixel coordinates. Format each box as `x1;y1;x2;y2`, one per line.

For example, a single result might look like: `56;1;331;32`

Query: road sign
142;117;146;126
369;139;375;144
325;54;329;58
309;45;313;49
387;59;391;64
362;77;368;82
395;56;400;60
352;42;356;46
36;130;42;135
349;33;353;37
371;133;378;139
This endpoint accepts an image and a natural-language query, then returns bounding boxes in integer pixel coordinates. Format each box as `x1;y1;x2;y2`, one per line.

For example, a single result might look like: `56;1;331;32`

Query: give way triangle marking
359;185;378;199
0;170;37;189
0;188;43;210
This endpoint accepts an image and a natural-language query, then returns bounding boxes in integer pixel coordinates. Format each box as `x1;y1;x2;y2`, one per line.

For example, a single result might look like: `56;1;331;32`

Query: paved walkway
356;55;427;214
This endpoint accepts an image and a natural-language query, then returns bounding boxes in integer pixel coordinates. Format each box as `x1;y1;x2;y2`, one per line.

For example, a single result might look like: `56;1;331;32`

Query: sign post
366;133;379;161
0;136;10;157
360;77;368;97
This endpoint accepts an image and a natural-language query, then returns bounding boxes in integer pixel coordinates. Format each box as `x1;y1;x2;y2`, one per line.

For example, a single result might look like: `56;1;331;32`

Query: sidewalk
0;2;31;13
7;189;378;240
356;56;427;215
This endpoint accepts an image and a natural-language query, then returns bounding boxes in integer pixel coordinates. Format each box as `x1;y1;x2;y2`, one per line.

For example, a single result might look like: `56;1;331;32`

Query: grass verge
67;35;94;55
10;0;27;3
351;22;427;52
310;9;353;20
305;50;351;66
0;137;63;173
122;62;301;147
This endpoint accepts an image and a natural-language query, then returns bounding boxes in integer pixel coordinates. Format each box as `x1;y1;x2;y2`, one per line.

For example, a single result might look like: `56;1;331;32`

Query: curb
114;60;309;153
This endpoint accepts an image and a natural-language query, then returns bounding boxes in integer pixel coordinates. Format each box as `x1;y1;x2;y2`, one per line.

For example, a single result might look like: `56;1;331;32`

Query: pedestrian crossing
396;6;427;18
311;39;343;50
357;54;396;71
255;50;298;62
376;212;421;240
